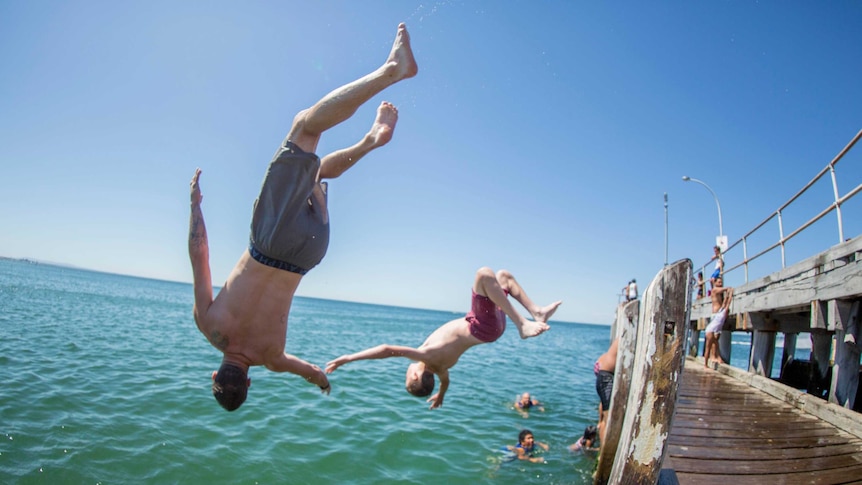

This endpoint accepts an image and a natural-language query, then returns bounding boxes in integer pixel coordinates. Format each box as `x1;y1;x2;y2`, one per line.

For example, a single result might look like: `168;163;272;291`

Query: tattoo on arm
189;208;207;250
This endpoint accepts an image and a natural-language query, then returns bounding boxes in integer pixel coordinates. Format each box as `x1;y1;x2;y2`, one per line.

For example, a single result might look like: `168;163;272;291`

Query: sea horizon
0;255;605;328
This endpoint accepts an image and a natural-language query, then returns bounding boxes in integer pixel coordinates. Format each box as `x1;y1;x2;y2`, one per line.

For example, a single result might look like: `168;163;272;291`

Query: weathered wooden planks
665;363;862;484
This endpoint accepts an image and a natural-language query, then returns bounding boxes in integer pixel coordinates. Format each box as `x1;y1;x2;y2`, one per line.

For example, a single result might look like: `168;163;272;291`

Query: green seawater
0;258;616;484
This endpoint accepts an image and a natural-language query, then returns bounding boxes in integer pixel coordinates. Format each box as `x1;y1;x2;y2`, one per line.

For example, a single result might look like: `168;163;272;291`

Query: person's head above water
405;362;434;397
212;362;251;411
583;425;598;443
518;429;536;449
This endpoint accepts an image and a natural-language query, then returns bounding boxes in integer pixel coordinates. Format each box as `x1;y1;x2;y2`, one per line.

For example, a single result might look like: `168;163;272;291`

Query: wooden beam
607;259;692;484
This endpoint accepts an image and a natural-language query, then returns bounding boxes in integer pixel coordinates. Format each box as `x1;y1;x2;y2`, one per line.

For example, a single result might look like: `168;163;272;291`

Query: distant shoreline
0;256;599;326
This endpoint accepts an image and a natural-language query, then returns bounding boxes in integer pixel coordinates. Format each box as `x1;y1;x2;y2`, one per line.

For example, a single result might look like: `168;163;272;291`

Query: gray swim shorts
249;141;330;274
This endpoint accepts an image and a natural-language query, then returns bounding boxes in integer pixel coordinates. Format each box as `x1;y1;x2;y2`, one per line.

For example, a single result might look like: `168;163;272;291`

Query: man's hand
191;168;203;205
325;356;349;374
427;392;444;409
308;366;331;395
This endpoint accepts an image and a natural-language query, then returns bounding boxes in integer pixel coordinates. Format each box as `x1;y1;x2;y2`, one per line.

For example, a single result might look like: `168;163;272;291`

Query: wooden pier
595;131;862;484
666;361;862;484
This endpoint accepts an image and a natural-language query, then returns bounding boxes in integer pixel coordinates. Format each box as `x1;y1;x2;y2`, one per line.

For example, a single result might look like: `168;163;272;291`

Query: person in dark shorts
594;337;619;446
188;23;418;411
325;267;562;409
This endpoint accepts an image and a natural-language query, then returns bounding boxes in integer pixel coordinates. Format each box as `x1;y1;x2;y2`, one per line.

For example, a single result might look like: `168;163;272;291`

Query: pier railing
697;129;862;284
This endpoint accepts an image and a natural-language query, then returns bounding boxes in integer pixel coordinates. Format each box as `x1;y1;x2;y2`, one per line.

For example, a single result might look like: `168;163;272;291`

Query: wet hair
583;425;598;441
212;363;248;411
406;370;435;397
518;429;533;444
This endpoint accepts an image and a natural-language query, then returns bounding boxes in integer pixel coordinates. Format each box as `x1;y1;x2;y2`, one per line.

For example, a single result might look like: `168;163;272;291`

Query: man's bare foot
518;320;550;339
385;23;418;80
366;101;398;148
532;301;562;323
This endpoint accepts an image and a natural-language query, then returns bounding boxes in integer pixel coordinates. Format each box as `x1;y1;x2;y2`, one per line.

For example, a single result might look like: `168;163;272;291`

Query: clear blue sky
2;1;861;325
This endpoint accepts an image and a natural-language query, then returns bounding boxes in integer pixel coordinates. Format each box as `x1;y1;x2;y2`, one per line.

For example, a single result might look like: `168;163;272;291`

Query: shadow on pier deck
665;360;862;484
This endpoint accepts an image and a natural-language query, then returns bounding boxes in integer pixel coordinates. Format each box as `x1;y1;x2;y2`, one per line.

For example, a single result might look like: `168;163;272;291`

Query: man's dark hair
212;363;248;411
518;429;533;443
406;370;435;397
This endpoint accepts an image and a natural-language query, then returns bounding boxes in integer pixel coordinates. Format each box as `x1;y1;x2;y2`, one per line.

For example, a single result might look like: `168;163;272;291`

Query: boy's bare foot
518;320;550;339
532;301;562;323
385;22;418;80
367;101;398;148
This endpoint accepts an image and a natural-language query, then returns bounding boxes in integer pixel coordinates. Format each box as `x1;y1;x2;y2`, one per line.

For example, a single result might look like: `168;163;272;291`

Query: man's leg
473;267;555;339
704;332;714;367
318;102;398;180
494;269;561;323
286;23;417;155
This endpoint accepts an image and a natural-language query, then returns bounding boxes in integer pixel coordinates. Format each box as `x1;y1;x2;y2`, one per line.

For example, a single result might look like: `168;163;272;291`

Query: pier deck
665;362;862;484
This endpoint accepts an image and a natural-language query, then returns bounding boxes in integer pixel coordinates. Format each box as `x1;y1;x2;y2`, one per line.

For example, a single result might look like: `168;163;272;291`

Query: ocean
0;259;798;484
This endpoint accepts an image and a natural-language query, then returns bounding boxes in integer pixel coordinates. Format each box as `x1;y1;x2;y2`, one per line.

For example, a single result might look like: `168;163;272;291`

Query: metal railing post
830;164;844;243
777;210;786;268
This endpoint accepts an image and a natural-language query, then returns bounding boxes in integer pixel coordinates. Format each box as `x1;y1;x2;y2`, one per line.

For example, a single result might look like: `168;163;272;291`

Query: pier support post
830;300;860;409
810;330;833;399
718;331;733;365
687;322;700;357
750;330;776;377
780;332;799;380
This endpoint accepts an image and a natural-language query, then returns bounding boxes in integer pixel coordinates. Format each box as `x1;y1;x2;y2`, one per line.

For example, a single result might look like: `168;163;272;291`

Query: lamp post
664;192;668;266
682;176;726;251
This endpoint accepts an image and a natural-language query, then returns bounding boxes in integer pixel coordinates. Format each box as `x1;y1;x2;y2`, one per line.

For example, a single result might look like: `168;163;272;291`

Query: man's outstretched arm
189;168;214;327
268;353;331;395
325;344;423;373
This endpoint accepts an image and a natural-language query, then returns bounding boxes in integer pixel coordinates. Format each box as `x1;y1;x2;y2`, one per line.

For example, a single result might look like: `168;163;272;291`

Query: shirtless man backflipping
189;23;418;411
325;267;561;409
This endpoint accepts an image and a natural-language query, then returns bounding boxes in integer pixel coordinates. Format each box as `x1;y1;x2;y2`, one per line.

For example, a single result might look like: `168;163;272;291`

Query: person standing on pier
704;277;733;367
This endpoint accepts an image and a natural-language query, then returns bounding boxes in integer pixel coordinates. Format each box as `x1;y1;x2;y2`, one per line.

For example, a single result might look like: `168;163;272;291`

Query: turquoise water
0;259;610;484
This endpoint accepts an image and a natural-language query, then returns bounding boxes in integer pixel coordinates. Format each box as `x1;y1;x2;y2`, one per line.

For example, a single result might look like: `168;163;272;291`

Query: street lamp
682;176;726;250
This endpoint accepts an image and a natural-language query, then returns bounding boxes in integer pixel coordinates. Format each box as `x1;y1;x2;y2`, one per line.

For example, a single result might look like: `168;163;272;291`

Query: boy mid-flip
325;267;561;409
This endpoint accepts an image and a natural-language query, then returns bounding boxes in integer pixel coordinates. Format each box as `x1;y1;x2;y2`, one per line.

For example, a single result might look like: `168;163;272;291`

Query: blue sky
2;1;861;325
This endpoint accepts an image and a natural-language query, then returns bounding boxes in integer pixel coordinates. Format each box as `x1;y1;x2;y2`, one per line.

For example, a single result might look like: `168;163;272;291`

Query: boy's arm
188;169;214;329
427;369;449;409
268;352;331;394
325;344;424;373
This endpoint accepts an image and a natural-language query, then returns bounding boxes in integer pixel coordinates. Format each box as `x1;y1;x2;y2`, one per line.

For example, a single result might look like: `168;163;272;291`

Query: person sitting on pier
325;267;561;409
594;337;619;446
709;245;724;290
704;276;733;368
